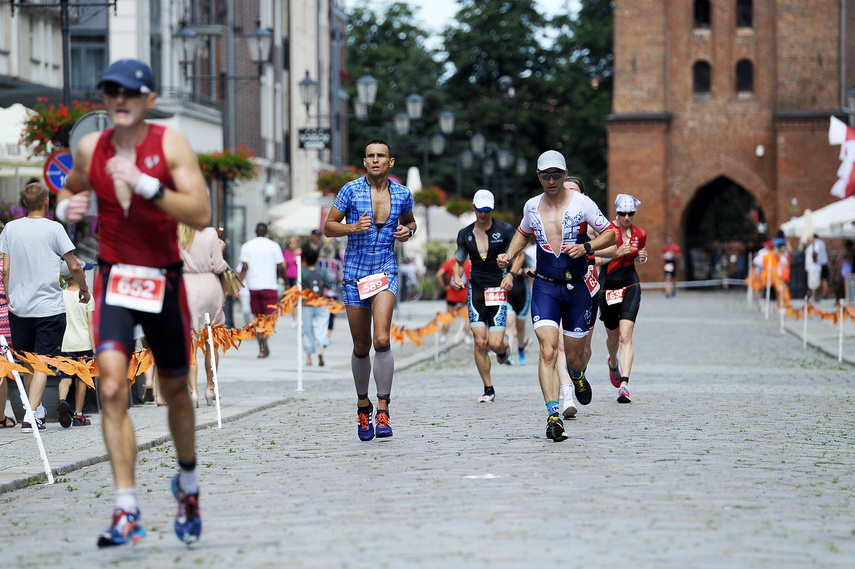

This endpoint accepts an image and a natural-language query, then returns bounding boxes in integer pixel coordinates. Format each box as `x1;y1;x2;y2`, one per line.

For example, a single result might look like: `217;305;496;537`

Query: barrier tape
747;274;855;328
0;286;468;383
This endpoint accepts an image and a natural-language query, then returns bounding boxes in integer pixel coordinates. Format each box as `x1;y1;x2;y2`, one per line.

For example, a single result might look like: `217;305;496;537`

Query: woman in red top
597;194;647;403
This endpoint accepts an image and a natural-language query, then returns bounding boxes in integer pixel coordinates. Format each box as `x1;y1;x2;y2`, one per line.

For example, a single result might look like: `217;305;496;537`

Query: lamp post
392;93;454;188
173;18;272;265
499;75;523;217
847;83;855;128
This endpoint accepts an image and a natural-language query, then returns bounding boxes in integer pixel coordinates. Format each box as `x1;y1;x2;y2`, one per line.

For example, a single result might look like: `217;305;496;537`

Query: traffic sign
43;149;73;195
299;128;331;150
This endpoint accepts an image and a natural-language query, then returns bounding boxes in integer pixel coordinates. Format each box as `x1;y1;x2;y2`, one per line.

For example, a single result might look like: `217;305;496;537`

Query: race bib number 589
357;273;389;300
106;264;167;313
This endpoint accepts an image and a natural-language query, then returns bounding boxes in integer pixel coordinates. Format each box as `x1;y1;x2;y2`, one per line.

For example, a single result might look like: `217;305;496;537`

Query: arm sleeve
402;188;414;215
519;202;533;235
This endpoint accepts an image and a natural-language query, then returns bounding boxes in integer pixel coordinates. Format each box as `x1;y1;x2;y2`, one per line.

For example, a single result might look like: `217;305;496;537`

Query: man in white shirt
239;223;285;357
0;183;91;432
805;234;828;301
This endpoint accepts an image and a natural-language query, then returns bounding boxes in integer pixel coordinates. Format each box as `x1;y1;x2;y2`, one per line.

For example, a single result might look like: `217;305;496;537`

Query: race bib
664;262;675;273
106;264;166;313
357;273;389;300
585;267;600;296
484;287;507;306
605;287;625;306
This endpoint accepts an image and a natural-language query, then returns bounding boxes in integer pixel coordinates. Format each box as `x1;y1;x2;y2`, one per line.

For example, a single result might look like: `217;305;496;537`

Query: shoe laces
357;411;371;430
376;410;389;428
573;377;588;392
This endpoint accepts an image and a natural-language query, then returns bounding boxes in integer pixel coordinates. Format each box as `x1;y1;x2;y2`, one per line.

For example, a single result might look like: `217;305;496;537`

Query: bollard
204;312;222;429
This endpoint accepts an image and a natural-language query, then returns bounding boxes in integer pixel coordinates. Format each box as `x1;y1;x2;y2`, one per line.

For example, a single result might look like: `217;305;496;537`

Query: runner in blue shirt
324;139;416;441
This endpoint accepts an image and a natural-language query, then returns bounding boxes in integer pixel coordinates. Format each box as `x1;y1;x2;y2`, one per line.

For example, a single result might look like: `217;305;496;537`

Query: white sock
116;489;138;513
36;405;46;420
560;384;573;403
608;358;619;371
179;467;199;495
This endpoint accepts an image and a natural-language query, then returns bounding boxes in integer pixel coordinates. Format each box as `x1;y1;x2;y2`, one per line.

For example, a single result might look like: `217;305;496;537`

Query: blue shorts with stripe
530;278;592;339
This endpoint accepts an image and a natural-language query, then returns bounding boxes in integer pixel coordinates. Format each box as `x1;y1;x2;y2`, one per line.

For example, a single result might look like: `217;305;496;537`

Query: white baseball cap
60;257;95;279
473;189;495;210
536;150;566;171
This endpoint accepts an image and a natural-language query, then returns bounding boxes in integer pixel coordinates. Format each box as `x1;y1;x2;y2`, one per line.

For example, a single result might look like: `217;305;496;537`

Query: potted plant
414;186;447;208
19;97;105;159
316;166;362;196
197;146;260;183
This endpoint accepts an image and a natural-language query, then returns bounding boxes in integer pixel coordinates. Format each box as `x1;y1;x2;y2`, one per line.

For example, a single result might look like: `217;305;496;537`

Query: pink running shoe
608;358;621;388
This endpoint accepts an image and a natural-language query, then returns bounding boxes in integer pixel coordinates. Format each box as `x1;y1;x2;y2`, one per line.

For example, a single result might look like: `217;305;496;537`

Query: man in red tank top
57;59;211;548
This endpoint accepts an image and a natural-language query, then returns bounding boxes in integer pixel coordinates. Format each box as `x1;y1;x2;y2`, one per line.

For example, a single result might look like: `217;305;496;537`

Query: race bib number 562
106;264;166;313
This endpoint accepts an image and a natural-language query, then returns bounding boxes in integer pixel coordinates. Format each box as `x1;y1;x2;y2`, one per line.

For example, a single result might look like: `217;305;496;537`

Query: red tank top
89;124;180;267
604;222;647;280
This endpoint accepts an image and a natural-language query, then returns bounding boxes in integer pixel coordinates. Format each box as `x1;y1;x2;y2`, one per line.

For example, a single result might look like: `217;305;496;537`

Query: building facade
607;0;855;280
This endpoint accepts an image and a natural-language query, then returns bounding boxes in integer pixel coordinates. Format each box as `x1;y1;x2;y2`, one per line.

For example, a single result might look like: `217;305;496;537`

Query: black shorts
598;283;642;330
57;350;95;379
9;312;66;357
93;265;192;378
821;265;830;280
467;282;507;330
507;278;531;317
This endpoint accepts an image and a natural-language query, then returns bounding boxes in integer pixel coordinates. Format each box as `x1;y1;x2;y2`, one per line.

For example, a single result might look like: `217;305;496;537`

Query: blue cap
98;59;156;93
773;237;787;248
60;257;95;279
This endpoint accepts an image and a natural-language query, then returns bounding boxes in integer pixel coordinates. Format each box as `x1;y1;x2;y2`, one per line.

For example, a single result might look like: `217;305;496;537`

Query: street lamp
173;18;272;266
299;71;319;114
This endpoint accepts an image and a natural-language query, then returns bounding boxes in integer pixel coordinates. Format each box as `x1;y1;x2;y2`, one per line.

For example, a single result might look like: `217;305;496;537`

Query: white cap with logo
472;189;495;210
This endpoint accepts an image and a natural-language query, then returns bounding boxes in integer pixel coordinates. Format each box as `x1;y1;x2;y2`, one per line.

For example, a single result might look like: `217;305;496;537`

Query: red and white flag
829;116;855;199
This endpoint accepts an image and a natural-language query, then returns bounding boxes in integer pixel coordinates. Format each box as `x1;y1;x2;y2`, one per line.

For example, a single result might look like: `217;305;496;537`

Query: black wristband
583;242;592;254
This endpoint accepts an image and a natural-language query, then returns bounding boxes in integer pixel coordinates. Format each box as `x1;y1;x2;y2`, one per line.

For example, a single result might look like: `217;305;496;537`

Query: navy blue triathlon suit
455;219;516;331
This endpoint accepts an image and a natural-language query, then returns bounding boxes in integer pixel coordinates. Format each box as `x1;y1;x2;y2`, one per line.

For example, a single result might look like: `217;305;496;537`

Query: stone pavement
0;291;853;568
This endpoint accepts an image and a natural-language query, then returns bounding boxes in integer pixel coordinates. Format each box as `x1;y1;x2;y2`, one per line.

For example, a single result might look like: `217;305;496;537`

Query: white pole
434;317;440;362
0;337;53;484
296;253;304;392
803;301;808;349
747;252;753;305
839;302;844;363
779;293;785;334
204;313;222;429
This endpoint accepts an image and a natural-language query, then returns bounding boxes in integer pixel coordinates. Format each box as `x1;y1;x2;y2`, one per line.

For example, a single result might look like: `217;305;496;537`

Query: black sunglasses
617;211;635;217
538;171;564;181
102;83;145;99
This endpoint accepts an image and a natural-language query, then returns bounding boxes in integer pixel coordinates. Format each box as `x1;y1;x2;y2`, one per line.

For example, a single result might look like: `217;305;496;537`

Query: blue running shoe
97;508;146;547
375;409;393;438
358;402;375;441
518;348;527;366
172;474;202;544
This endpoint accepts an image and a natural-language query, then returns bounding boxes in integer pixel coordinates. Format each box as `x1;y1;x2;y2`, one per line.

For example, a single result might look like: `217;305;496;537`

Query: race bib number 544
106;264;167;313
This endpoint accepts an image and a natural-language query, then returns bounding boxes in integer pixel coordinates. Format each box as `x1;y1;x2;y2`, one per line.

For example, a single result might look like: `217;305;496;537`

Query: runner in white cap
498;151;616;441
452;189;517;403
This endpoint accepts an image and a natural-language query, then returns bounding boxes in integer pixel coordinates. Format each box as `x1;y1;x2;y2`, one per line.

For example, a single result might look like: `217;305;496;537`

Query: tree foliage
345;0;614;213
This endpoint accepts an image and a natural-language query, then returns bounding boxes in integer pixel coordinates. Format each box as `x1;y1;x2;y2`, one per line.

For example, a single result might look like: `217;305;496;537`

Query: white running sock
559;384;573;402
116;489;138;513
179;467;199;495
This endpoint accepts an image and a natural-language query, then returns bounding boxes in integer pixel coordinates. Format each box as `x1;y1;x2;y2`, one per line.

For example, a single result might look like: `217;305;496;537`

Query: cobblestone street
0;291;852;568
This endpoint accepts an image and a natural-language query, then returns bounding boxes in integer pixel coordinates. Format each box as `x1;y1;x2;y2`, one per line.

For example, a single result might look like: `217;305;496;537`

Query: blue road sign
43;149;73;194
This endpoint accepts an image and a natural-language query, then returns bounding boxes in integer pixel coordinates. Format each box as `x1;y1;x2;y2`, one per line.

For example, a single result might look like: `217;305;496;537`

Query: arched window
694;0;711;28
736;60;754;92
693;61;712;93
737;0;753;27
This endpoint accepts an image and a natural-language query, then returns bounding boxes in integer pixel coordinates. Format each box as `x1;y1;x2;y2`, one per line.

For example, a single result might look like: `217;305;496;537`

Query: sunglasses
617;211;635;217
538;171;565;181
475;207;493;213
102;83;145;99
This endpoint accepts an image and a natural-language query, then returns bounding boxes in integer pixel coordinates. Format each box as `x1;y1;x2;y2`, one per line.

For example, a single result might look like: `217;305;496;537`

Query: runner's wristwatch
583;242;592;254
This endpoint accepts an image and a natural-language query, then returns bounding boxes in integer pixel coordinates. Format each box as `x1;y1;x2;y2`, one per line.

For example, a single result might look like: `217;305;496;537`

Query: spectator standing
838;239;853;301
318;242;342;340
301;247;332;366
805;235;823;301
814;234;830;299
179;224;228;407
283;236;301;287
0;221;14;429
58;257;96;427
0;182;91;433
239;222;285;358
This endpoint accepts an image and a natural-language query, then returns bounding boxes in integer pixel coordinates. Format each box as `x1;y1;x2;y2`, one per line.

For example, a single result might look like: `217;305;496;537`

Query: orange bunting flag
17;352;53;375
405;329;424;347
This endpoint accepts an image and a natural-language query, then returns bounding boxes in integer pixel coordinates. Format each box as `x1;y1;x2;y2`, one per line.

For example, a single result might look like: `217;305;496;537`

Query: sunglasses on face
102;83;145;99
538;171;564;181
617;211;635;217
475;207;493;213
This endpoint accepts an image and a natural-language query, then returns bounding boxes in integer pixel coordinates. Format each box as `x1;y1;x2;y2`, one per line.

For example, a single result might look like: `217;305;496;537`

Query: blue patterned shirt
333;176;414;282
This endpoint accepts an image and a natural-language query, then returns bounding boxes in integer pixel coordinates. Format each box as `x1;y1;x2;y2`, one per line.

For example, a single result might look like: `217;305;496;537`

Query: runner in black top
452;190;518;403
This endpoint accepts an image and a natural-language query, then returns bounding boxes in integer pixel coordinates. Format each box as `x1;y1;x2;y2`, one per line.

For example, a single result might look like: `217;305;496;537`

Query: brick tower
607;0;855;281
